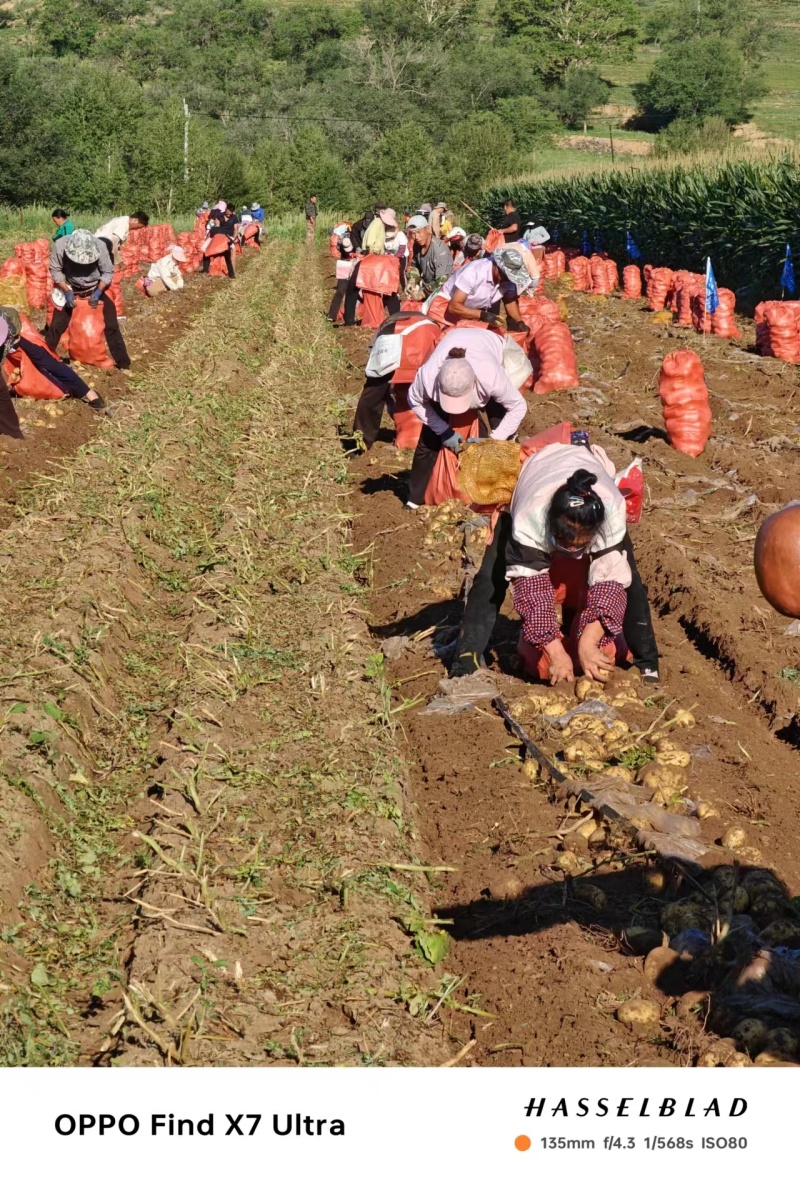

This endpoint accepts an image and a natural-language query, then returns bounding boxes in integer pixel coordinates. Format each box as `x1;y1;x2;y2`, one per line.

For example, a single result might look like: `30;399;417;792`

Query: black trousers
202;248;235;278
327;278;348;322
45;293;131;369
20;339;90;397
352;375;393;448
450;516;660;677
343;261;400;325
407;400;504;506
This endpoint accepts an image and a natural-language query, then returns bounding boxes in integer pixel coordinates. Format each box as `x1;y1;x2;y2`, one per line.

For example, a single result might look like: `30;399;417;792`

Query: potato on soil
616;998;661;1025
488;874;525;902
637;764;686;794
712;865;738;890
575;678;607;702
733;1018;769;1055
671;708;696;729
604;765;635;782
555;851;580;875
694;801;719;819
659;901;710;937
543;696;574;718
563;716;606;739
575;817;598;840
754;1052;798;1066
572;882;607;910
654;737;678;754
676;990;709;1021
644;868;667;895
721;826;746;850
522;758;541;782
719;887;750;914
655;749;691;767
643;945;681;983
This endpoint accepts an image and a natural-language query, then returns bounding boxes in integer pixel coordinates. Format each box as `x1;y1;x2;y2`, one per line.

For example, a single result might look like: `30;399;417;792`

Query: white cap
445;226;466;241
407;215;429;231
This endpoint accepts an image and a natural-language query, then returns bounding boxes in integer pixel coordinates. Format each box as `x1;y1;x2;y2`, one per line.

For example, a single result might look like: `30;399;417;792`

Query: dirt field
339;266;800;1068
2;242;799;1068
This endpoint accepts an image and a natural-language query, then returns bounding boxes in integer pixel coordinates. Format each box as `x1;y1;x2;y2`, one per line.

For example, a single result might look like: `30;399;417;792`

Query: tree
495;0;639;77
448;112;517;203
644;0;770;63
495;96;558;148
653;115;733;157
358;122;447;212
635;37;767;126
545;67;611;130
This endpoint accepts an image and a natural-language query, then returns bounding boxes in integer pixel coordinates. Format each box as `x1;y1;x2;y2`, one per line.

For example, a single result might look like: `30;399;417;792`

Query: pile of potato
632;865;800;1066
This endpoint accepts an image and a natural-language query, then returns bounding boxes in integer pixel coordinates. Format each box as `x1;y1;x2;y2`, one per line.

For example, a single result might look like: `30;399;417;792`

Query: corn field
482;155;800;307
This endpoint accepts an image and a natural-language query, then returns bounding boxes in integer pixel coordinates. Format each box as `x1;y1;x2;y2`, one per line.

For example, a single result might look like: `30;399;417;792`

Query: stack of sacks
646;266;673;311
175;231;201;273
542;249;566;279
17;241;48;310
755;302;800;362
568;255;591;292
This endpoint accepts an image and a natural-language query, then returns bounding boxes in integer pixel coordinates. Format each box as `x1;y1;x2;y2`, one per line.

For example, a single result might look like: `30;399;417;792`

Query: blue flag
626;231;641;260
781;244;796;296
705;257;720;317
594;233;603;254
581;231;590;255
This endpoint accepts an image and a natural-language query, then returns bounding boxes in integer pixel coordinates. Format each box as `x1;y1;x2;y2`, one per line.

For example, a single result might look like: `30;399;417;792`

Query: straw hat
458;440;523;507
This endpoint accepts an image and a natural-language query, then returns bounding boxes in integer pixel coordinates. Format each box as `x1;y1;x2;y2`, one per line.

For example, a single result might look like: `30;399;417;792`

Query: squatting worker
405;328;527;509
142;246;186;296
47;229;131;370
427;245;537;330
51;209;74;241
0;319;22;440
449;436;660;683
0;306;105;409
407;214;453;295
95;211;150;264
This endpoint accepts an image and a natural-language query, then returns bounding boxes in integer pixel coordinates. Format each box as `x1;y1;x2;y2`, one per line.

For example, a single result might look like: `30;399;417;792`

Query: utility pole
609;124;616;164
183;98;190;184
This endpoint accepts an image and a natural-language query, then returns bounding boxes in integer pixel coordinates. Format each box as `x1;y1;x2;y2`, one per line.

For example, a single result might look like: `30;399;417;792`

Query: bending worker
0;306;105;409
47;229;131;370
405;327;527;509
427;245;537;330
449;436;660;683
95;211;150;263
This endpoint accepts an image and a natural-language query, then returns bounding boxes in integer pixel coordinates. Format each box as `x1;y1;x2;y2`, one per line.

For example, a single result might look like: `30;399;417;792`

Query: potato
695;801;719;819
643;945;681;983
583;757;608;772
672;709;696;729
572;882;607;910
722;826;747;850
575;678;606;702
659;901;709;937
604;719;630;741
654;737;678;754
676;990;709;1021
488;874;525;902
749;895;787;926
655;749;691;768
575;817;598;840
754;1051;798;1066
611;689;640;707
617;998;661;1025
761;919;800;945
543;698;573;718
555;851;580;874
732;1018;768;1055
765;1028;799;1056
713;865;738;890
564;716;605;738
739;846;763;864
644;868;668;895
564;737;603;763
719;887;750;914
637;763;686;793
522;758;541;782
520;689;553;716
604;765;634;782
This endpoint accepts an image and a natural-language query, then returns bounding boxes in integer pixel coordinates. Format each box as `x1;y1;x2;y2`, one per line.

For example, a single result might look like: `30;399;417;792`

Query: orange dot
515;1135;532;1152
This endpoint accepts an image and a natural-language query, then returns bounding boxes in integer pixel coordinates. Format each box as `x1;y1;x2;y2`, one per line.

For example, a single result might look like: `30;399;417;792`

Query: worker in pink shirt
405;327;527;508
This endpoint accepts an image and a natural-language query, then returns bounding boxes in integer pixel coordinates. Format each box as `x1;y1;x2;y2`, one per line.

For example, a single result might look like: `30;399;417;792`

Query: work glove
89;289;101;309
441;430;463;454
64;290;75;310
463;437;490;445
479;310;502;326
506;317;530;334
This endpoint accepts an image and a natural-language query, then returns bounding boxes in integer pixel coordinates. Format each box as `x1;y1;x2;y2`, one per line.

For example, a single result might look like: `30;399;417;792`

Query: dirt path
338;265;800;1067
0;244;448;1067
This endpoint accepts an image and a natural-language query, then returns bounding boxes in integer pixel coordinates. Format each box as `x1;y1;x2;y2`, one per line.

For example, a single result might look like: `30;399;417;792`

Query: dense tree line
0;0;775;214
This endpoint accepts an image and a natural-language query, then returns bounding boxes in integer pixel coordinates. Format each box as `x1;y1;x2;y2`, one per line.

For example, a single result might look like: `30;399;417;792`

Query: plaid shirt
512;575;626;649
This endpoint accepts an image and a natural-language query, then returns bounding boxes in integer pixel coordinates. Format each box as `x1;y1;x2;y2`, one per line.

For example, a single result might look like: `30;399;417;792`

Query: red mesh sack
622;264;642;299
423;410;480;505
519;420;573;460
2;315;66;399
0;257;25;278
568;256;591;293
690;291;708;334
761;304;800;362
659;349;712;458
605;259;619;291
616;458;645;524
484;228;504;252
24;259;48;309
550;249;566;276
532;321;580;395
392;383;424;450
643;264;654;284
400;299;423;312
711;288;740;339
67;299;115;369
393;317;442;384
647;267;673;311
355;254;400;297
243;223;260;248
676;278;701;326
209;254;229;276
108;272;125;317
543;252;560;280
519;294;561;324
204;235;230;258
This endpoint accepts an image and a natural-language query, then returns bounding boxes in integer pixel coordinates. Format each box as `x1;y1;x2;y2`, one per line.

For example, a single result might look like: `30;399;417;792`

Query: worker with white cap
407;214;453;295
404;327;527;508
142;245;187;296
444;226;468;267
